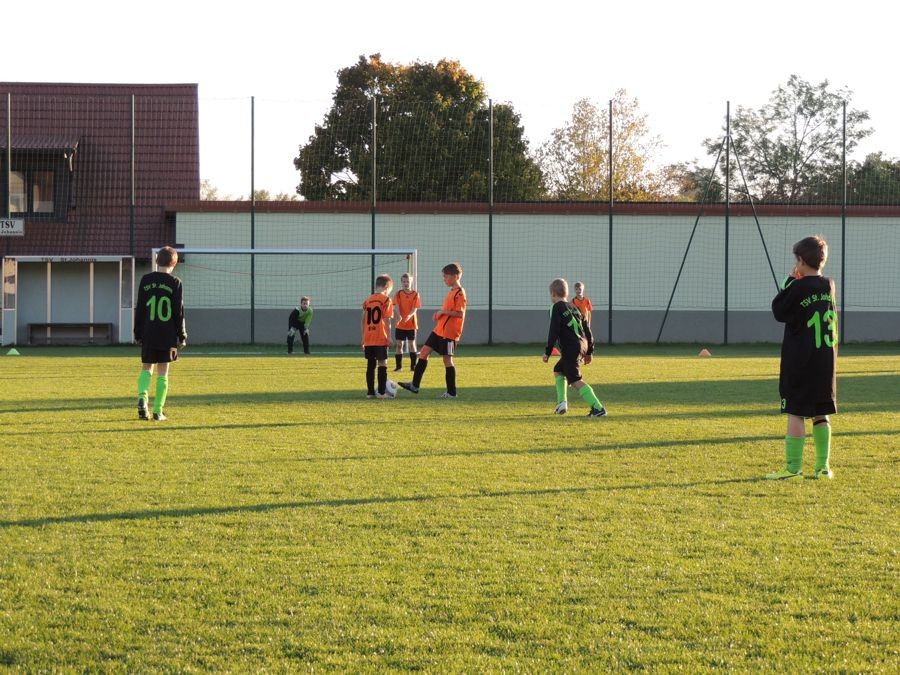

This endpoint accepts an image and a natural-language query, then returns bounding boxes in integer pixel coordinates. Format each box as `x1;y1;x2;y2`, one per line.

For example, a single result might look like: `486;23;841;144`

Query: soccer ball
385;380;398;398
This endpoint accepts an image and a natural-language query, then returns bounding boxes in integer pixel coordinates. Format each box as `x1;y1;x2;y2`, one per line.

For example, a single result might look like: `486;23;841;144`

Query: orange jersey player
572;281;593;326
361;274;394;399
399;262;466;398
392;273;422;373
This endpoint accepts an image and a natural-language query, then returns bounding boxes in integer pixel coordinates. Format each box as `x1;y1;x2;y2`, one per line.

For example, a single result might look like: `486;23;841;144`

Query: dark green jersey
772;275;837;414
545;300;593;358
135;271;187;349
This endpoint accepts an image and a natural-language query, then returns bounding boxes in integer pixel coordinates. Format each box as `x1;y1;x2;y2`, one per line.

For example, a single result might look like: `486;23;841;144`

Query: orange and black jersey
393;289;421;330
134;271;187;349
545;300;593;359
362;293;394;347
435;286;466;341
572;296;593;324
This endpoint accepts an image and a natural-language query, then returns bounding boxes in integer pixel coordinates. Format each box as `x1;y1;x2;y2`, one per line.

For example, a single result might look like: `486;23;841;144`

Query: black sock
410;352;418;370
377;365;387;394
412;359;428;388
395;353;403;370
366;359;376;395
301;331;310;354
287;335;294;353
446;366;457;396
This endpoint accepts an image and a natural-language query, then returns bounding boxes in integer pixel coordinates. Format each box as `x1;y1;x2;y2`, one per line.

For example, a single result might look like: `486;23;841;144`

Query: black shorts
553;353;584;385
424;331;455;356
780;397;836;418
364;345;389;361
142;345;177;364
395;328;416;341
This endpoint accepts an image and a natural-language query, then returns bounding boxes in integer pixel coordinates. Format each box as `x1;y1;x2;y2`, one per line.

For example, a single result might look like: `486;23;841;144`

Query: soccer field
1;344;897;671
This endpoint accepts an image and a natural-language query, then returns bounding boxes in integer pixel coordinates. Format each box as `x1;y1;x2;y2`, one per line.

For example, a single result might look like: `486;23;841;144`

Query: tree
535;91;669;201
847;153;900;204
293;54;543;201
660;163;725;203
703;75;871;203
200;179;231;201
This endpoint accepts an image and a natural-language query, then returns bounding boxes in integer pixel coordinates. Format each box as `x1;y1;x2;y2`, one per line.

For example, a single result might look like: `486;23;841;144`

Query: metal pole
130;95;135;257
488;99;494;345
5;93;10;256
840;101;847;345
250;96;256;344
371;95;377;291
724;101;730;345
608;98;613;344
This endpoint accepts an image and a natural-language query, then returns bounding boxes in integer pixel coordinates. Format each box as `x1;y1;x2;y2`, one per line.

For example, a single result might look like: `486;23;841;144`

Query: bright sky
7;0;895;198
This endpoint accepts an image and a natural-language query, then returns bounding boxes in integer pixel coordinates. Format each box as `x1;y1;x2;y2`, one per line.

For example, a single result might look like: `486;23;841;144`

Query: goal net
153;248;417;310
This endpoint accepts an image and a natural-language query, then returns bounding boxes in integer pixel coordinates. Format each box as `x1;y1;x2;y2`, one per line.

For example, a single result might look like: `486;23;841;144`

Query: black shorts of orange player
395;328;416;341
423;331;455;356
364;345;389;360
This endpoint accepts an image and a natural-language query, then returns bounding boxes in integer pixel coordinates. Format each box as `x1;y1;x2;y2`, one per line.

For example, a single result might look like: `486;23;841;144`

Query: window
2;150;70;220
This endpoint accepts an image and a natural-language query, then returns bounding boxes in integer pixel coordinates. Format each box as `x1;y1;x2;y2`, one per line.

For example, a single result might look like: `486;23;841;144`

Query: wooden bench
28;322;114;345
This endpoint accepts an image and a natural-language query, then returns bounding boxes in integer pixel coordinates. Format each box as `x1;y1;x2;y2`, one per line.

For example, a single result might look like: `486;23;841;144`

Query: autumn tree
535;91;669;201
702;75;871;203
294;54;543;202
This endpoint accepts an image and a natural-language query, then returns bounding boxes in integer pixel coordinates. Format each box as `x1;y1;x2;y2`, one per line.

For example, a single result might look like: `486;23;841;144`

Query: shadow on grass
2;374;897;417
0;477;760;530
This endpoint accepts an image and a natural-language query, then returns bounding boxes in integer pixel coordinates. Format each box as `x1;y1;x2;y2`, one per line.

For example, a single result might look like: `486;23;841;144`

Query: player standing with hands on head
134;246;187;421
393;273;421;372
767;235;837;480
362;275;394;399
399;263;466;398
544;278;607;417
287;296;313;354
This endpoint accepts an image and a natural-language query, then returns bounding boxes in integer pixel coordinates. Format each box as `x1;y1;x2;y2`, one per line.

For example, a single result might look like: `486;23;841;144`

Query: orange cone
550;347;560;356
698;348;711;357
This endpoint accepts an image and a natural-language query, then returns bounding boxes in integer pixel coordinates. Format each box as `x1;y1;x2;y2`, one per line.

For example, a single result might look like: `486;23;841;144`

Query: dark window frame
1;148;75;221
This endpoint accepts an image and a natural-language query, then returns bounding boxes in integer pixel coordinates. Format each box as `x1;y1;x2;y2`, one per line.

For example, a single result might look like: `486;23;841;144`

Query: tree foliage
535;91;670;201
294;54;543;202
703;75;871;203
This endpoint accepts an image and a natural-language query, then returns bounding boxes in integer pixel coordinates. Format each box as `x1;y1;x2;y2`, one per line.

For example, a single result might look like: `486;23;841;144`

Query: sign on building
0;219;24;236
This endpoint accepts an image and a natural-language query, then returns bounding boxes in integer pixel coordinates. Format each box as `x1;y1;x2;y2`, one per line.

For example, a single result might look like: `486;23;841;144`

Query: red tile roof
1;82;199;259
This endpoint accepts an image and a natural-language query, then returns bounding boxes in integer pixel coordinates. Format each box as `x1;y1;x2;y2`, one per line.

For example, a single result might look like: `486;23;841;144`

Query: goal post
150;247;417;344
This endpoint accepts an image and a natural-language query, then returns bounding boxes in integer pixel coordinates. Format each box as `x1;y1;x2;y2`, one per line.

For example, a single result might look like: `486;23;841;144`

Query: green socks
578;384;603;410
153;375;169;415
813;423;831;472
555;376;567;404
784;435;805;473
137;370;152;401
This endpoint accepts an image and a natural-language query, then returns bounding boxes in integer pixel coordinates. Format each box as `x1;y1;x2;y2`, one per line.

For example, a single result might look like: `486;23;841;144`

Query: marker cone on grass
6;348;20;356
698;348;711;357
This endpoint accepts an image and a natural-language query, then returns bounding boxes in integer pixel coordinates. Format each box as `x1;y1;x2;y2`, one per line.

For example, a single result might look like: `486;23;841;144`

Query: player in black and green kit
543;278;607;417
134;246;187;421
767;235;837;480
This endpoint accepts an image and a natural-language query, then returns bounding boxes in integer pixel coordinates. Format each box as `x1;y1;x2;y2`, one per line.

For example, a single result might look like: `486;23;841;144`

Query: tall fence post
250;95;256;344
488;99;494;345
608;98;613;345
371;95;377;292
840;101;847;345
130;95;135;258
724;101;731;345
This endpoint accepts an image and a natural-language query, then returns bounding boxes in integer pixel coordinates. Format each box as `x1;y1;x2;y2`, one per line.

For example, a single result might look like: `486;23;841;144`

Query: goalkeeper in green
287;296;313;354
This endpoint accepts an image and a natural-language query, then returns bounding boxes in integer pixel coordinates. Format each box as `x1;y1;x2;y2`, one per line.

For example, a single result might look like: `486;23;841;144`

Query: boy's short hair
793;236;828;270
156;246;178;267
550;278;568;298
574;281;584;290
401;273;412;281
375;274;393;290
442;262;462;276
300;296;310;303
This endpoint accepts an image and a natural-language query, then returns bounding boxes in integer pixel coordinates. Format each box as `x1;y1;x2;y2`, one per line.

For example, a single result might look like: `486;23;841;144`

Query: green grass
1;344;897;671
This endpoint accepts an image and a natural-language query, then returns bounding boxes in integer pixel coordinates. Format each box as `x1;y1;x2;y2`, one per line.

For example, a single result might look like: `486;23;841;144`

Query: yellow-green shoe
765;467;803;481
813;468;834;480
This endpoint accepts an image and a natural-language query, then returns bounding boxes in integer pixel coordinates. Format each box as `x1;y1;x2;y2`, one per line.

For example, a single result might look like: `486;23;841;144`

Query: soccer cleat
399;382;419;394
764;467;803;481
439;392;457;398
138;398;149;420
375;392;392;400
814;468;834;480
393;367;403;372
554;401;568;415
152;412;167;422
366;393;376;399
587;406;608;418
